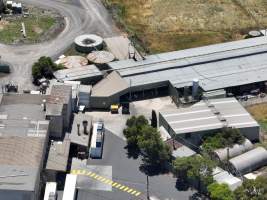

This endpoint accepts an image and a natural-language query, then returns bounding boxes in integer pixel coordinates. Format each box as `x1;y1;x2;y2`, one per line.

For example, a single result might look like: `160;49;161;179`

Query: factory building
54;65;103;85
158;98;260;148
0;94;50;200
87;36;267;109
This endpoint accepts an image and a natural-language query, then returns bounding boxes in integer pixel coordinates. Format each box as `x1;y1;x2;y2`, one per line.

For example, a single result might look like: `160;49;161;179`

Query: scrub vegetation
103;0;267;53
247;103;267;133
0;6;60;44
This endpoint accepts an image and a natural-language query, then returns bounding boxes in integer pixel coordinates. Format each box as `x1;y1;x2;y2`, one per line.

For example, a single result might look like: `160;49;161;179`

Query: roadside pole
147;175;150;200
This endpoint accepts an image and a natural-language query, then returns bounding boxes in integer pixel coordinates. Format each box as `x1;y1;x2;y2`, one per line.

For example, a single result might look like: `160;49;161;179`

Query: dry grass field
104;0;267;53
247;103;267;133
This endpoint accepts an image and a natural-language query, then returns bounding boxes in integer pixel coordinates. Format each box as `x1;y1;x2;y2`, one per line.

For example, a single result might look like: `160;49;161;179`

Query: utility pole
146;175;150;200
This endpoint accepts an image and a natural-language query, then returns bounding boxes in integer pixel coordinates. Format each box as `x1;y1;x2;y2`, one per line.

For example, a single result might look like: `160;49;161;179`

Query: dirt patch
104;0;267;53
0;4;65;44
246;103;267;133
0;20;9;30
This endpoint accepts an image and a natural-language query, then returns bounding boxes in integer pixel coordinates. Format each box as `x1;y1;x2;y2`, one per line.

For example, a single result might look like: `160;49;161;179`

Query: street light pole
147;175;150;200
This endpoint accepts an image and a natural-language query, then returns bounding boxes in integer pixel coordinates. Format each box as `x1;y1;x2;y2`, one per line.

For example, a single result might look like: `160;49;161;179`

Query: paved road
81;130;195;200
0;0;119;90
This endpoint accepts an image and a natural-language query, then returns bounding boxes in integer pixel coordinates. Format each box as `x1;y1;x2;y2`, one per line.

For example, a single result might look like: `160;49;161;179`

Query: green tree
234;177;267;200
208;183;235;200
32;56;64;84
202;128;245;152
173;155;215;189
137;125;171;167
123;115;148;147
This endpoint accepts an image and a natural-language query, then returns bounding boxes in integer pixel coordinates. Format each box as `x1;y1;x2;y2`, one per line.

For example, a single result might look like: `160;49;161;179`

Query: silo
192;79;199;99
74;34;104;53
213;139;253;161
229;147;267;175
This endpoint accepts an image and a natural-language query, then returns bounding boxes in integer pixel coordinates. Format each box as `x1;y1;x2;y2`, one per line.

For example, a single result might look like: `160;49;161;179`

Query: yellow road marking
135;192;141;196
71;169;142;197
100;177;106;182
131;190;137;195
94;175;99;179
127;189;133;193
112;182;118;187
119;185;125;190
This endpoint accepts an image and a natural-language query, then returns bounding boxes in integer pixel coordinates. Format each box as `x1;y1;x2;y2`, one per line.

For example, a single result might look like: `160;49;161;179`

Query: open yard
104;0;267;53
247;103;267;133
0;6;62;44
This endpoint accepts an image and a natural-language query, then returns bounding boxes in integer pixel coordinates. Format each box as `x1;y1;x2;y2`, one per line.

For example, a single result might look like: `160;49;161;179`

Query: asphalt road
82;130;195;200
0;0;119;91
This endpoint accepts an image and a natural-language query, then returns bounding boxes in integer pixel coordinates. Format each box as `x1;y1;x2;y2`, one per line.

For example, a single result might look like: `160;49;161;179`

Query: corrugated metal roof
91;71;129;97
54;65;102;81
108;36;267;91
160;98;258;135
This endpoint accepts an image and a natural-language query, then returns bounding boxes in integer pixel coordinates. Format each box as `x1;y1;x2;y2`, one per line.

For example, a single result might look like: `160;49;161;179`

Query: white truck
89;122;104;158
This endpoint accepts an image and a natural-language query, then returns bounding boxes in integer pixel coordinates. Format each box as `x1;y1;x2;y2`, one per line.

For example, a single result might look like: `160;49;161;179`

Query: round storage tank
58;56;88;69
75;34;104;53
229;147;267;175
87;51;115;65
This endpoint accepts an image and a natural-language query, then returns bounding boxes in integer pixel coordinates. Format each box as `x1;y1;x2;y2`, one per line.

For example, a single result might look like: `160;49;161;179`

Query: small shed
229;147;267;175
213;139;253;161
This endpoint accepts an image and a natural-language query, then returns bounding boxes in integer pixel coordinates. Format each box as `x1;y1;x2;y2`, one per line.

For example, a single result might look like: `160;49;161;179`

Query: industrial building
54;64;103;84
86;36;267;109
0;83;74;200
229;147;267;175
159;98;260;147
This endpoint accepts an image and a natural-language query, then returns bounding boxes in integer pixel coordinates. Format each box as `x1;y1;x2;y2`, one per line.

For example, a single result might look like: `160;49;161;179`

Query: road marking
71;169;141;197
100;177;106;182
119;185;125;190
131;190;137;195
112;182;118;187
135;192;141;196
90;173;95;177
127;189;133;193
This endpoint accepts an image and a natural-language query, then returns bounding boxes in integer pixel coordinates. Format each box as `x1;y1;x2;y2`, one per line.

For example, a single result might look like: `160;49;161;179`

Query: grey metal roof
0;165;38;191
54;65;102;82
46;137;71;172
69;113;91;147
213;139;253;161
91;71;129;97
229;147;267;175
212;167;242;191
160;98;259;135
108;36;267;91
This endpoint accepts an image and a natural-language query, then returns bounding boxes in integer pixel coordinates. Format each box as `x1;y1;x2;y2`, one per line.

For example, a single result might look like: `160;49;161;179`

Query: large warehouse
89;36;267;109
158;98;259;148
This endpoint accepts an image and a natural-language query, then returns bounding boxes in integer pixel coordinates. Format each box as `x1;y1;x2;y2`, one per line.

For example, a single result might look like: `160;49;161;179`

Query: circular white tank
87;51;115;64
75;34;104;53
